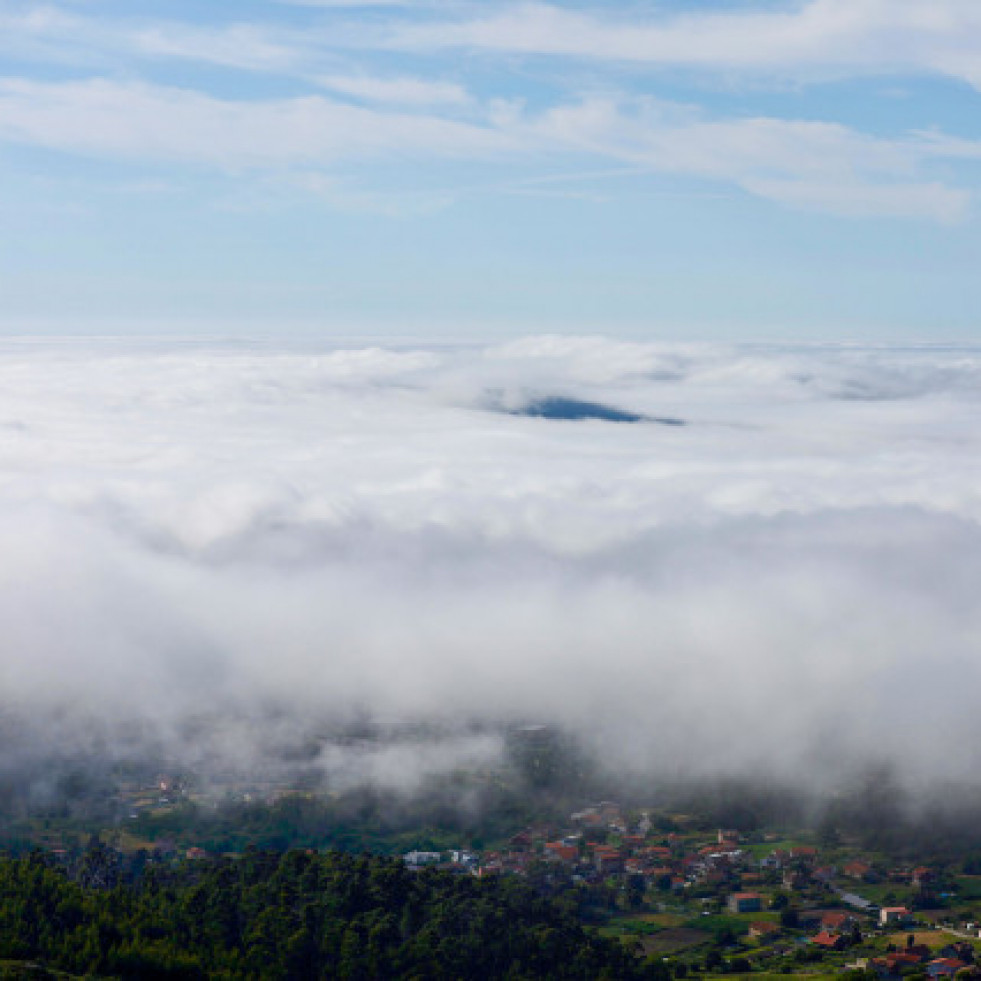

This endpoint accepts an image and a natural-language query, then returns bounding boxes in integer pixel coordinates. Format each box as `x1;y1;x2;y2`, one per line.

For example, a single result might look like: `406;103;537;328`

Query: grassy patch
636;927;713;954
601;914;664;937
842;881;912;905
111;829;159;853
726;976;839;981
885;930;944;948
954;876;981;901
649;912;688;927
685;913;751;936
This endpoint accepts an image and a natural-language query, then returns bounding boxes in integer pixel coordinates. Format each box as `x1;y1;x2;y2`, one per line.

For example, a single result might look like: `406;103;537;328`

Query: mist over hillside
2;336;981;803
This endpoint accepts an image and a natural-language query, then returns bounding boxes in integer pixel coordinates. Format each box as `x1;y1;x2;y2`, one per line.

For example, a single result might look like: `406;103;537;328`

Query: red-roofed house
871;952;925;978
913;867;936;888
594;846;624;874
844;860;873;880
927;959;969;978
544;842;578;864
728;892;764;914
821;911;856;932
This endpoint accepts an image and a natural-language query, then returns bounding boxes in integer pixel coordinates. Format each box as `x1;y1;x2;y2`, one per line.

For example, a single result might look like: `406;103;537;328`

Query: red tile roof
544;843;578;863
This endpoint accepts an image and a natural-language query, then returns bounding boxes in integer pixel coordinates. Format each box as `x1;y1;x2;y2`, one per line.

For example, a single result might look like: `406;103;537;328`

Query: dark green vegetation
125;788;531;858
0;849;666;980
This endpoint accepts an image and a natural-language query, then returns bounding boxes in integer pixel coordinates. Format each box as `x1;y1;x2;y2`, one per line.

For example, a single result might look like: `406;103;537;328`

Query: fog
2;336;981;800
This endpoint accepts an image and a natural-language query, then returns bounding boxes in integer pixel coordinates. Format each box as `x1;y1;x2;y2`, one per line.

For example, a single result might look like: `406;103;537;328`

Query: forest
0;848;666;979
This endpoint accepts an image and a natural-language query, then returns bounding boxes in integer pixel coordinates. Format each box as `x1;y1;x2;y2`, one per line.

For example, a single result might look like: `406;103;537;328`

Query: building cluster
400;801;981;977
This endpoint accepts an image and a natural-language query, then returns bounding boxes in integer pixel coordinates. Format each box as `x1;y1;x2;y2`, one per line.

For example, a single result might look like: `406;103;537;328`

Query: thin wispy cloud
0;77;970;220
315;73;470;106
0;78;513;167
387;0;981;89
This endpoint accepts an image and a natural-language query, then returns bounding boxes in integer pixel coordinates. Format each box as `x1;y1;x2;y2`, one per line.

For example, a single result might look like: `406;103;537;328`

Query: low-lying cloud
2;336;981;794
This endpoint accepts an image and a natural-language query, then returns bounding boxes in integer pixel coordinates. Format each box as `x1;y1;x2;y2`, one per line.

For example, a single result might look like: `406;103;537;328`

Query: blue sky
2;0;981;340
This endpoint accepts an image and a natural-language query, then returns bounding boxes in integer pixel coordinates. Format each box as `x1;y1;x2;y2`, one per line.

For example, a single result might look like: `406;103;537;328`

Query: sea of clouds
2;335;981;791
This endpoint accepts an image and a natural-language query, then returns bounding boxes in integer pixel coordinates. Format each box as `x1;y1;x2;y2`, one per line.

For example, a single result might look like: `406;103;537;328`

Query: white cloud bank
2;337;981;788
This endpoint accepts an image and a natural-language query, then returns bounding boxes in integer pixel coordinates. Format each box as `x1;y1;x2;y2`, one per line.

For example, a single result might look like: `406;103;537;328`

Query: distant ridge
508;395;684;425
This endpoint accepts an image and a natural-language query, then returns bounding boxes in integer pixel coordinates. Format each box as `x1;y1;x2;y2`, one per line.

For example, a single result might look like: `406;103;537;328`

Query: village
12;763;981;978
402;801;981;978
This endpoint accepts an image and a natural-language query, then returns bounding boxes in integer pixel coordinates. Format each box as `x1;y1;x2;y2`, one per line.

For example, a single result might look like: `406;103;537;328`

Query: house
871;953;926;979
594;845;624;874
927;958;969;978
570;807;605;827
844;860;874;880
761;850;789;870
728;892;764;914
821;911;856;932
783;869;809;890
748;921;780;939
544;842;578;864
404;851;442;868
940;943;974;964
904;945;934;963
913;867;936;888
839;891;876;912
880;907;912;927
574;801;627;832
811;931;847;950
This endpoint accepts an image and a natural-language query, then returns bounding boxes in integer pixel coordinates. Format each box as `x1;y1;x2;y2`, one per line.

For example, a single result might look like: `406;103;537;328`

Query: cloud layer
3;337;981;789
